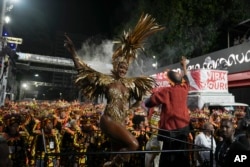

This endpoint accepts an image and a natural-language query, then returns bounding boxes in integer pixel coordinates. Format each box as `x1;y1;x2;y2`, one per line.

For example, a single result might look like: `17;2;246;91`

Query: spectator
132;114;150;148
194;122;216;167
0;135;12;167
2;113;28;167
234;118;249;140
144;56;191;167
30;115;60;167
215;119;248;167
145;107;162;167
60;119;86;167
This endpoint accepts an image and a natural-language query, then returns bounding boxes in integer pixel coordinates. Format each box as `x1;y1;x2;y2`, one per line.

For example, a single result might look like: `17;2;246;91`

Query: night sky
3;0;138;54
8;0;135;38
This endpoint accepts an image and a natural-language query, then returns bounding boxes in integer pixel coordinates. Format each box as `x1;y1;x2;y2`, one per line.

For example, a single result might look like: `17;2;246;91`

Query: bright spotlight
22;83;27;87
22;83;29;90
152;62;158;67
4;16;11;24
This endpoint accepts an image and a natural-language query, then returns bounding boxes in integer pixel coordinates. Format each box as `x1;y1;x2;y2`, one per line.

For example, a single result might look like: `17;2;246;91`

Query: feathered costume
69;13;165;123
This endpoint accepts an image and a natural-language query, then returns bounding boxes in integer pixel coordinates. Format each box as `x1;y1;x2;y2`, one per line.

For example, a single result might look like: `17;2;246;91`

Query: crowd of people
1;12;250;167
0;98;249;167
0;99;153;167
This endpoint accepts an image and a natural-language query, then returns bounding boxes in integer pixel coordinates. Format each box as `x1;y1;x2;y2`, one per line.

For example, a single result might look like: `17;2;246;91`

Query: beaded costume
2;113;29;167
30;117;60;167
72;13;164;123
60;124;87;166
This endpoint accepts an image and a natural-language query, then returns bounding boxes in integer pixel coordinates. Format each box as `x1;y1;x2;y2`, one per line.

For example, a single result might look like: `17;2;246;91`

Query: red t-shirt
146;80;190;130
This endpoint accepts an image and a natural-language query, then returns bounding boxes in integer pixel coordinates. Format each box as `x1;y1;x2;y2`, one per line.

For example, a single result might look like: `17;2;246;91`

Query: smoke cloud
77;39;157;77
77;39;113;74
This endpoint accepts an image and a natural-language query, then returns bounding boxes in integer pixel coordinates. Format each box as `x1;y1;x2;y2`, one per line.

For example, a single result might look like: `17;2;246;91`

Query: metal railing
40;127;213;167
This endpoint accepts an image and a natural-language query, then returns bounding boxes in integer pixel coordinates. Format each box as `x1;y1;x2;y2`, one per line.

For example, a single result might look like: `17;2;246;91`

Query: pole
0;0;7;106
0;0;7;36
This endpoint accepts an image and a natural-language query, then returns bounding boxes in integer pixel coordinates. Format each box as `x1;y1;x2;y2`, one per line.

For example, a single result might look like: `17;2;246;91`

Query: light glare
4;16;11;24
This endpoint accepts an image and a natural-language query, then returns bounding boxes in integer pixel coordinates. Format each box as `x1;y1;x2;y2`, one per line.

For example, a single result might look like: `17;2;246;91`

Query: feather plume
112;13;165;67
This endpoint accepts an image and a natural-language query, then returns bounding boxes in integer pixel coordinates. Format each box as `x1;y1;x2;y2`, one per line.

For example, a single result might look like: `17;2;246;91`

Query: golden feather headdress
112;13;165;71
3;113;21;126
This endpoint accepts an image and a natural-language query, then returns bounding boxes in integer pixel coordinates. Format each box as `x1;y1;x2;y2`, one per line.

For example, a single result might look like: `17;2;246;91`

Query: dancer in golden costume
2;113;29;167
64;13;164;166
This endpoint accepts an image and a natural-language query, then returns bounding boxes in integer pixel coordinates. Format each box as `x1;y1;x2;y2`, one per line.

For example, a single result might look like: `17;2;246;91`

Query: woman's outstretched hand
64;33;82;69
64;33;75;53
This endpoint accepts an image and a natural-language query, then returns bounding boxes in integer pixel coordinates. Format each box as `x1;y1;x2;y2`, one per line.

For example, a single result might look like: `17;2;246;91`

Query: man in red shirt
145;56;190;167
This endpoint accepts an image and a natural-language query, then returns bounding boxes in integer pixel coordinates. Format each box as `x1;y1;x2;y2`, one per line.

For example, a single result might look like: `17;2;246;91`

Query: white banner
187;69;228;93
